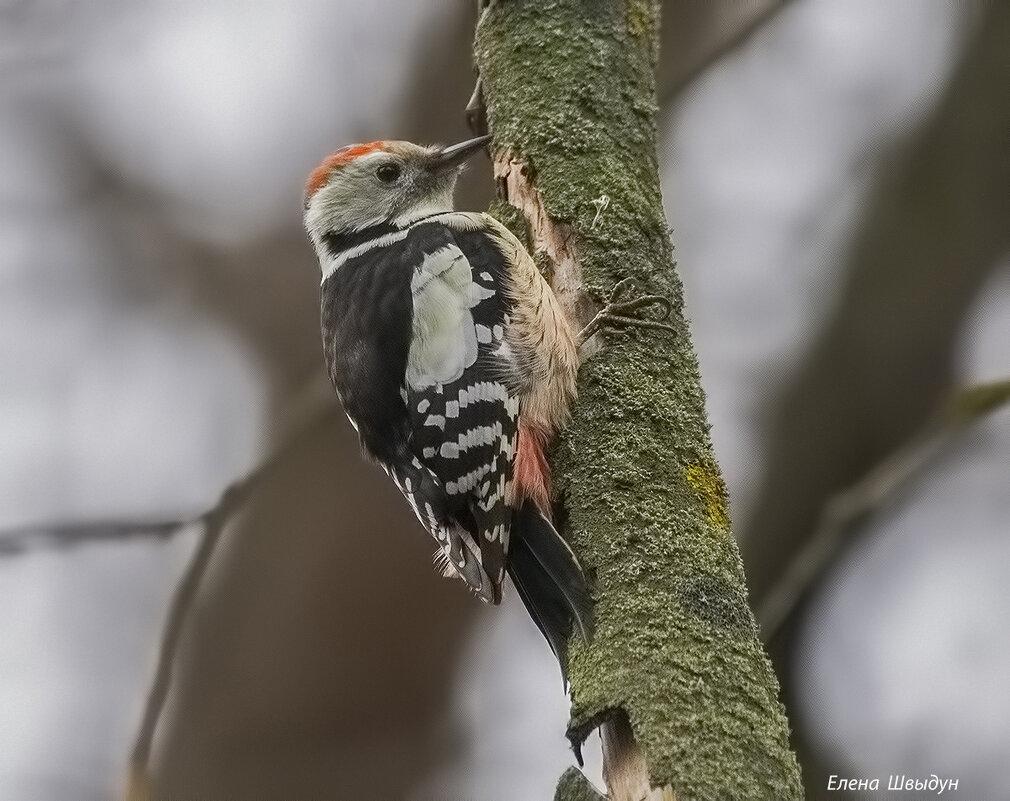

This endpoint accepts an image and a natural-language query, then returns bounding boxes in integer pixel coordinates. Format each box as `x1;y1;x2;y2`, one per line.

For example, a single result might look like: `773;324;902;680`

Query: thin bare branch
0;516;198;555
127;498;228;773
658;1;789;106
758;378;1010;639
115;374;340;798
0;374;338;558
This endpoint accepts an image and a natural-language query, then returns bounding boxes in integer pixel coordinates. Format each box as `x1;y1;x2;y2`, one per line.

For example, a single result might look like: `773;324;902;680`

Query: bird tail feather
507;501;594;682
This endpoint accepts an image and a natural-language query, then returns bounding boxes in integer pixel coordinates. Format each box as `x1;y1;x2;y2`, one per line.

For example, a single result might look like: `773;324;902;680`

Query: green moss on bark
555;768;607;801
476;2;802;799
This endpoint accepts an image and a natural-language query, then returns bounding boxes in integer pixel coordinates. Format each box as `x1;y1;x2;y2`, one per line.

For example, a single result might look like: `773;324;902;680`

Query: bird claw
577;277;676;346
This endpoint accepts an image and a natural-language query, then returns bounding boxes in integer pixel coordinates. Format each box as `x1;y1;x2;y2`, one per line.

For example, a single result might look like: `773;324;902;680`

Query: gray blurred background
1;1;1007;799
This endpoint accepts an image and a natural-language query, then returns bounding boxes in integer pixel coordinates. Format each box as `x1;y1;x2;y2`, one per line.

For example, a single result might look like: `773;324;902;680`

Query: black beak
429;134;492;173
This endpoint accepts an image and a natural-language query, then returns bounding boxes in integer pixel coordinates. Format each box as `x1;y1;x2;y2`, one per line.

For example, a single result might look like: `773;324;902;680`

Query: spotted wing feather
405;221;520;602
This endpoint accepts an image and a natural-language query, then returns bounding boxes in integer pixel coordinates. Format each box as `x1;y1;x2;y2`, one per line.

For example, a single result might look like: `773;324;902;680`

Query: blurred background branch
658;0;787;103
742;3;1007;622
759;378;1010;639
3;2;1007;799
125;374;338;797
0;517;196;556
732;4;1007;795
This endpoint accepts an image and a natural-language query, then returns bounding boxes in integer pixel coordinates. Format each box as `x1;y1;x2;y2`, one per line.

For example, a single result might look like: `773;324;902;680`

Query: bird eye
376;163;401;183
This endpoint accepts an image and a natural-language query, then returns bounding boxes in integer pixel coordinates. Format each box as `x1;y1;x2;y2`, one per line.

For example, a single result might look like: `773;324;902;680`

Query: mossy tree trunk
474;2;803;799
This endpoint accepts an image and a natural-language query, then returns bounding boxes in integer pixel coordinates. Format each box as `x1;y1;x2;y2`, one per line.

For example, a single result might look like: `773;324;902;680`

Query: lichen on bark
475;1;803;798
555;767;607;801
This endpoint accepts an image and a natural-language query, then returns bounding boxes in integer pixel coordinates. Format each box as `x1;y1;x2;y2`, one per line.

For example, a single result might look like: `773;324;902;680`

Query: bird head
303;135;491;247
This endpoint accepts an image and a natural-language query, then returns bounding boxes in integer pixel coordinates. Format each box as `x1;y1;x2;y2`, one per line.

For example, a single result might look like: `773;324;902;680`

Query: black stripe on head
322;222;400;259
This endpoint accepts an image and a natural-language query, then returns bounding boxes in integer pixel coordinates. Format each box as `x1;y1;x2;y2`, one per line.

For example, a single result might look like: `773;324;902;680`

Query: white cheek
308;180;390;240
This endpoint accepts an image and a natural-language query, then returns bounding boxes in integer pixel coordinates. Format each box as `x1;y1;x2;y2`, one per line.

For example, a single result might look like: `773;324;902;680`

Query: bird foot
576;277;677;347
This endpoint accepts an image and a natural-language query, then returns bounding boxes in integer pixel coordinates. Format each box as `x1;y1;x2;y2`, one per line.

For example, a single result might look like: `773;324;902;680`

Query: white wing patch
407;244;492;389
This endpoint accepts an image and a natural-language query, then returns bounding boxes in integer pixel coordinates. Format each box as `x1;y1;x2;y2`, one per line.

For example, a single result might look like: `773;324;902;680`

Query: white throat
392;199;454;228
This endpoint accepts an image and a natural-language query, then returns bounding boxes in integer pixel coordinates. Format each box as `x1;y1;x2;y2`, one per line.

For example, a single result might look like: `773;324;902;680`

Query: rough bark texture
475;2;803;798
555;767;607;801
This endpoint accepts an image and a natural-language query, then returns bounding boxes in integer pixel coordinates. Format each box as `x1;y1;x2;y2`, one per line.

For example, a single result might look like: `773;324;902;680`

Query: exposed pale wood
494;154;594;334
602;714;677;801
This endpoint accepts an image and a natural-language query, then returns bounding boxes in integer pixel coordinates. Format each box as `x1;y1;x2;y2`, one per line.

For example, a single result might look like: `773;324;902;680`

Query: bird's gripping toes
304;135;593;670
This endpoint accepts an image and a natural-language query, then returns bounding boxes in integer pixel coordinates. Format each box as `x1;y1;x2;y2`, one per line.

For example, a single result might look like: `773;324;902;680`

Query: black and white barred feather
313;165;591;671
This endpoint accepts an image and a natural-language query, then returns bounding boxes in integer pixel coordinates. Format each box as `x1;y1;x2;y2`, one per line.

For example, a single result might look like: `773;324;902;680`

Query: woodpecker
304;135;593;669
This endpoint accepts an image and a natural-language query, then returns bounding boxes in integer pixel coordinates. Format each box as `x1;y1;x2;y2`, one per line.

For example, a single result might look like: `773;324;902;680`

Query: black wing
320;234;414;463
